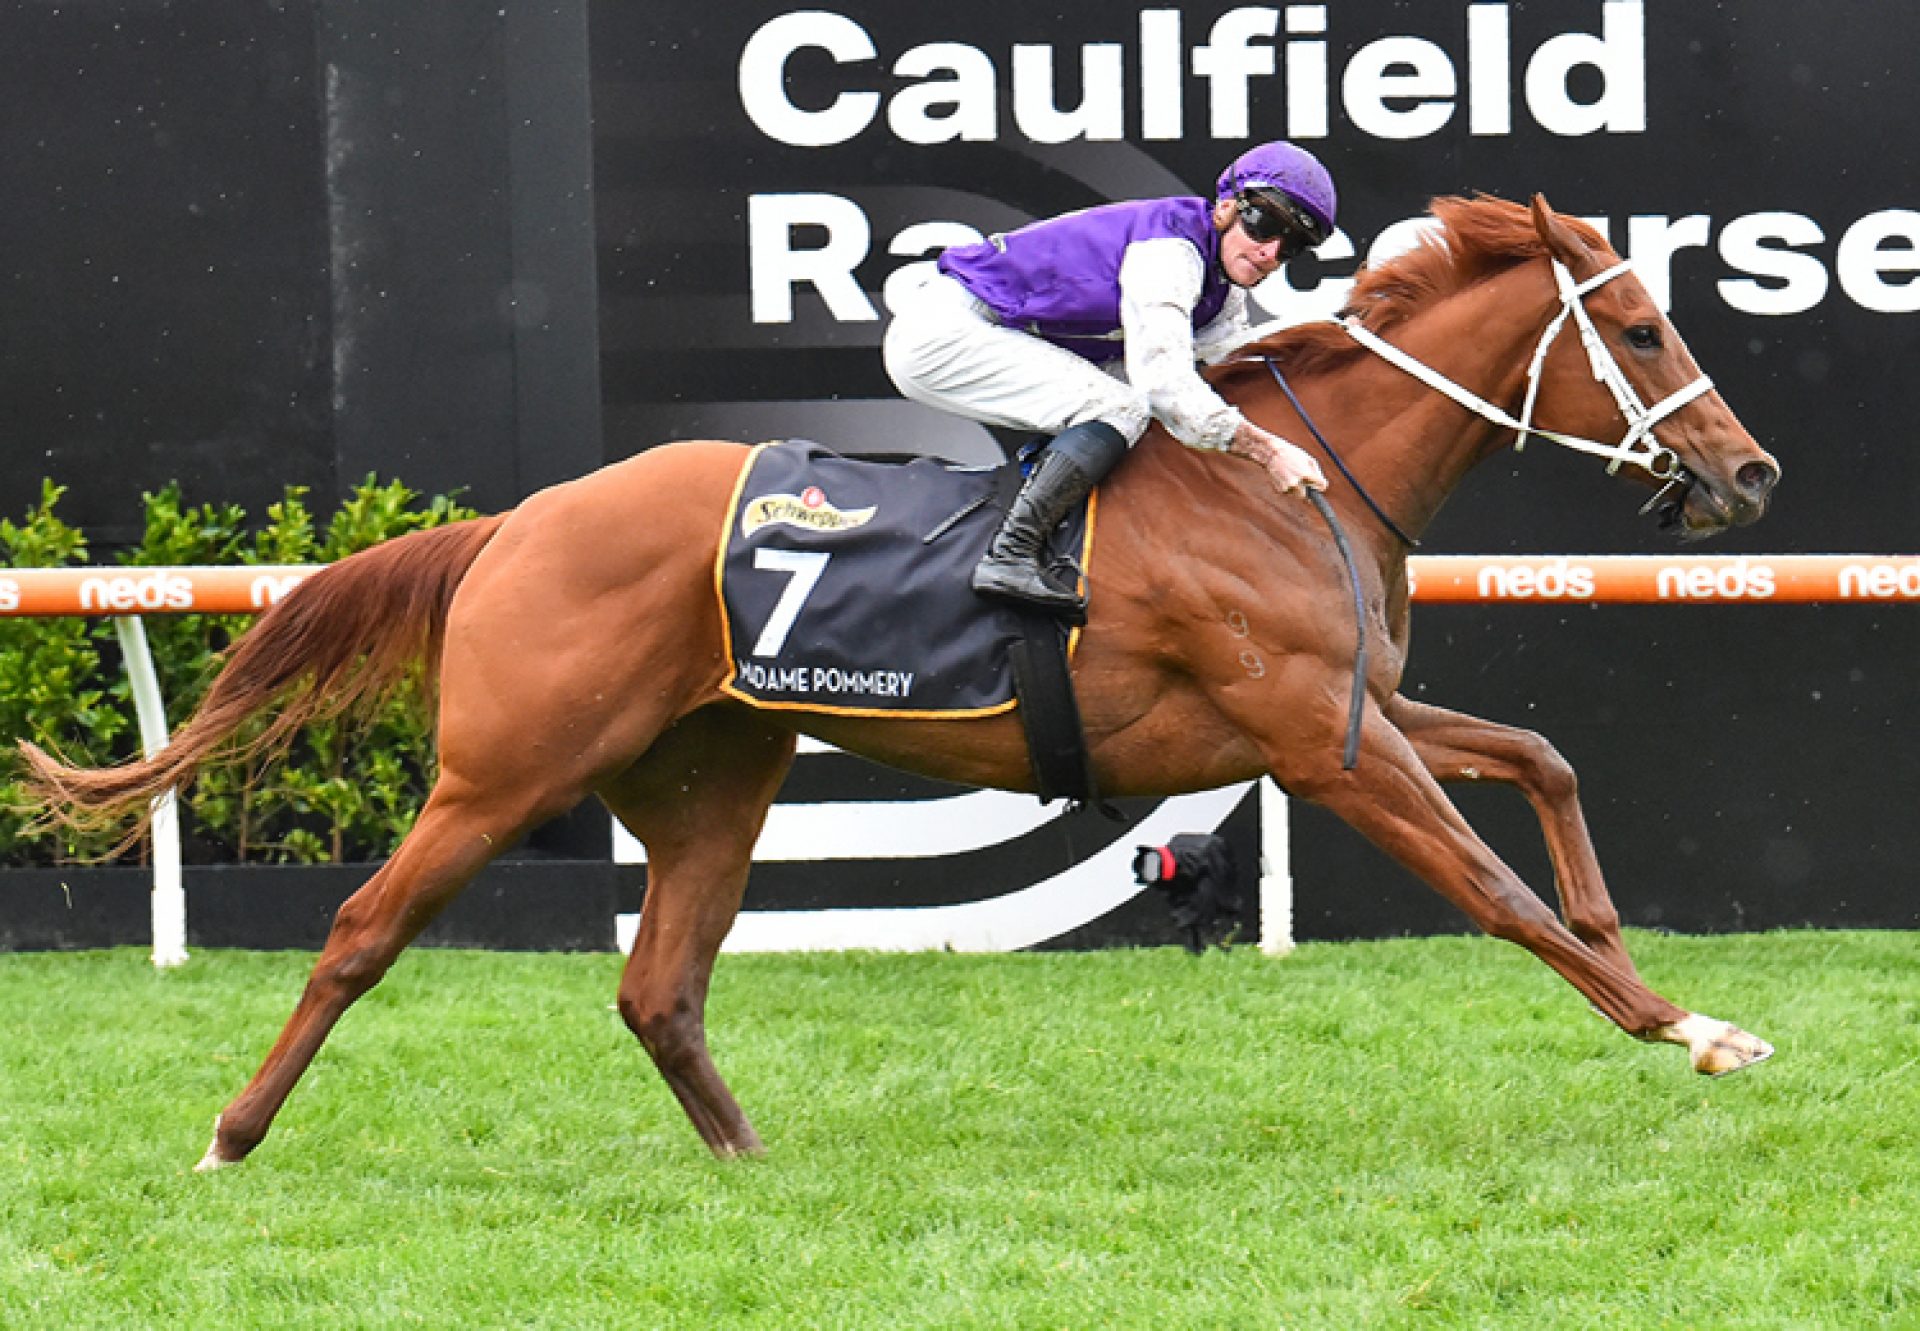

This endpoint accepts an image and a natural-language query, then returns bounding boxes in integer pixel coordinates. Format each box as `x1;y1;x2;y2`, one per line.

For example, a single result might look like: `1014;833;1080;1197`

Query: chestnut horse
23;196;1781;1167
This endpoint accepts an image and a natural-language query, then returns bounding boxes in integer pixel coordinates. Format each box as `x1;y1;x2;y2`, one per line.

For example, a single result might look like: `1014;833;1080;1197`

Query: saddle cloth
716;441;1094;717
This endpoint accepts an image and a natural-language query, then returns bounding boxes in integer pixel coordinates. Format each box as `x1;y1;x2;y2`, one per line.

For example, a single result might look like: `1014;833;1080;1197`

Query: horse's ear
1530;193;1595;273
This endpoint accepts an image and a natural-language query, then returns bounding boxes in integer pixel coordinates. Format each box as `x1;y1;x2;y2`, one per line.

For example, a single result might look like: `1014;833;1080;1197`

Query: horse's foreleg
196;782;545;1170
599;707;796;1158
1281;709;1771;1075
1384;694;1641;981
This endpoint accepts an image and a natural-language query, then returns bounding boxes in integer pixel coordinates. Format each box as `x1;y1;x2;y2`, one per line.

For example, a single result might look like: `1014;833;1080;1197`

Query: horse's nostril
1735;460;1778;501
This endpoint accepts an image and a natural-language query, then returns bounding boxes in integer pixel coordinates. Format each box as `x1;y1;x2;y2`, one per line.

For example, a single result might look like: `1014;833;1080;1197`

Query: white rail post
1259;776;1294;956
111;616;187;968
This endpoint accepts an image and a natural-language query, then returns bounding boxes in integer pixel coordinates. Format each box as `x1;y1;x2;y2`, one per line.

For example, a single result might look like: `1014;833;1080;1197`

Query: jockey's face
1213;198;1287;288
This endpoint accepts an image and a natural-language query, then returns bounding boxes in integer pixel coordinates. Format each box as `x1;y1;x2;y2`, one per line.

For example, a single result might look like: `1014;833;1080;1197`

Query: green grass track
2;932;1915;1328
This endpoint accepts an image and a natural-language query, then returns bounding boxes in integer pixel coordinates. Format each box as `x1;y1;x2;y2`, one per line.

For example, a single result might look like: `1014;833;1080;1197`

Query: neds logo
0;578;18;612
1655;560;1776;600
1839;560;1920;599
77;571;195;612
250;573;309;608
1475;559;1596;600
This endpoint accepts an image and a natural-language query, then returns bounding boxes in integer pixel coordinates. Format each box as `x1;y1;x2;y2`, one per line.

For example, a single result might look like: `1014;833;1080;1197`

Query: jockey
884;140;1337;621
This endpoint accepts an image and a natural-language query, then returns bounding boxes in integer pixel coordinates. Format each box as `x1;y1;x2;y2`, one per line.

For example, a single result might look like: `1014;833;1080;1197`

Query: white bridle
1337;257;1714;480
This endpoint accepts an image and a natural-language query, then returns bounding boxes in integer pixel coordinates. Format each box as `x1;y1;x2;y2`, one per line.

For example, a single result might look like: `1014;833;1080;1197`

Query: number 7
749;548;831;657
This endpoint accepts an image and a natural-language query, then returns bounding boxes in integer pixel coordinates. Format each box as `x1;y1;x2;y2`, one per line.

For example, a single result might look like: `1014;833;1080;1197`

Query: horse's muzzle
1658;457;1779;538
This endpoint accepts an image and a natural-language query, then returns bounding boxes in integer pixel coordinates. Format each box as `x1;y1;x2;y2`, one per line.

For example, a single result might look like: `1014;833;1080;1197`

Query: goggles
1234;189;1330;259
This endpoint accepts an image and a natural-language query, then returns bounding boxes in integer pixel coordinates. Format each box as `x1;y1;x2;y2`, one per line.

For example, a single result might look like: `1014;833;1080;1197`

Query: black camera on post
1131;832;1243;953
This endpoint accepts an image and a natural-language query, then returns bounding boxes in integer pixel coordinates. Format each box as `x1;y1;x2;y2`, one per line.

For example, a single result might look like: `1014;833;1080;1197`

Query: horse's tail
18;513;510;842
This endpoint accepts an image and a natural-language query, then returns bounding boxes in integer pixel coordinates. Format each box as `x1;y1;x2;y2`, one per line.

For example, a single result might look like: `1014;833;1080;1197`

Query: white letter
1624;214;1711;312
748;193;877;324
738;12;879;149
1467;3;1511;135
1251;229;1354;323
1140;11;1184;140
1367;215;1443;266
1717;212;1829;317
1837;209;1920;314
890;43;998;145
1343;37;1457;140
882;221;985;314
1192;8;1279;140
1284;6;1329;138
1525;0;1645;136
1013;43;1125;143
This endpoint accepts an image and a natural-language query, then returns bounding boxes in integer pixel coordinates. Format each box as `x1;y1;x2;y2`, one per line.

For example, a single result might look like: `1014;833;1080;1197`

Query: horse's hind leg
197;778;563;1169
598;706;795;1157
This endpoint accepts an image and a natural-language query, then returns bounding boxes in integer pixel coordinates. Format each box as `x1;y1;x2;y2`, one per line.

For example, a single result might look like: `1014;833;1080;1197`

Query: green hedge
2;477;478;866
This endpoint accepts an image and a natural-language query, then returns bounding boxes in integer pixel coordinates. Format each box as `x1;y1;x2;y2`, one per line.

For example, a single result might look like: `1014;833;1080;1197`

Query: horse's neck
1106;263;1561;602
1288;262;1557;545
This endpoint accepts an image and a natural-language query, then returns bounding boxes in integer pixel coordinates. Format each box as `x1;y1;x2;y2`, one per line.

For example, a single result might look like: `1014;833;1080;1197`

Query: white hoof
1658;1013;1774;1077
194;1115;235;1172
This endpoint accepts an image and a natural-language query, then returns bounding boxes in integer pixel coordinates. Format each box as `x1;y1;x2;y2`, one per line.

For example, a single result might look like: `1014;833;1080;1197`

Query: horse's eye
1625;324;1663;352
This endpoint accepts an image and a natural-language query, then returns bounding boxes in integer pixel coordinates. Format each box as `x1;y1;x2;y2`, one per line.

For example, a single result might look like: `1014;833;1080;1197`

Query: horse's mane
1210;194;1612;389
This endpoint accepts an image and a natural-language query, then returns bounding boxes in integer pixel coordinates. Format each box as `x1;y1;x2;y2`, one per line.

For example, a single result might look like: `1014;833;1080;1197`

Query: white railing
4;567;315;967
4;555;1914;966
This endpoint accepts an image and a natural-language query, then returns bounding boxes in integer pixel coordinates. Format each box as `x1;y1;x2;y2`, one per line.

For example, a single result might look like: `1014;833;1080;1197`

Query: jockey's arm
1118;240;1326;496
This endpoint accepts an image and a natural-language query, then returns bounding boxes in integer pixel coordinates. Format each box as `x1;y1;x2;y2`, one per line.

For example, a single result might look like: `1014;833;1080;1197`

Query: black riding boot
972;421;1128;621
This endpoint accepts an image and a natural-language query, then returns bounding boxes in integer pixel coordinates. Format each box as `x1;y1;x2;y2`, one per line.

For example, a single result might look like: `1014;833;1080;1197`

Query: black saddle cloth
716;441;1092;717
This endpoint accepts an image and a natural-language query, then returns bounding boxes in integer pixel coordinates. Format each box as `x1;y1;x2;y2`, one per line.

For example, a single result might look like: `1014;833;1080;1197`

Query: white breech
883;274;1151;445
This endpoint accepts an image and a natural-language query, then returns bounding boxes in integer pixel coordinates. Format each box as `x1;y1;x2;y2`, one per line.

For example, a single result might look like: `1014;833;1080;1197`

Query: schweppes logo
741;485;877;537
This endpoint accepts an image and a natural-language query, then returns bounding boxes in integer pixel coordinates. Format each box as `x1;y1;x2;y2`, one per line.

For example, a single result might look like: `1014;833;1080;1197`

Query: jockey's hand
1228;422;1328;497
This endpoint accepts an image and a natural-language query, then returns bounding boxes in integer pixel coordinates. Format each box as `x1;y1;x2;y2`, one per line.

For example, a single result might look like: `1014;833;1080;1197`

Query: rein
1305;489;1366;771
1257;358;1372;770
1264;358;1419;549
1252;254;1713;774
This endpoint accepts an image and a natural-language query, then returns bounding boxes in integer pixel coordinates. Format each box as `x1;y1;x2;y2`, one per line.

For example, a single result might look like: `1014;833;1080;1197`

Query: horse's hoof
194;1115;238;1172
710;1134;768;1162
1697;1026;1774;1077
1661;1014;1774;1077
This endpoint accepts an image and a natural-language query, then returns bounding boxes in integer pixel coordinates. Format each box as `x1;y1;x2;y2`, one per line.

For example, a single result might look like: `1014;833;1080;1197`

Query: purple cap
1215;141;1337;238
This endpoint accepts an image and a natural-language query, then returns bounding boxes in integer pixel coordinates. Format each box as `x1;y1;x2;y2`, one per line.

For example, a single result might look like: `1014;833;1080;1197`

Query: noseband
1337;257;1713;481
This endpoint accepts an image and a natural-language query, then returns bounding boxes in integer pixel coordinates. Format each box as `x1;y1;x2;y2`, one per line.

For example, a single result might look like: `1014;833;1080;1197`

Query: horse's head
1527;196;1780;538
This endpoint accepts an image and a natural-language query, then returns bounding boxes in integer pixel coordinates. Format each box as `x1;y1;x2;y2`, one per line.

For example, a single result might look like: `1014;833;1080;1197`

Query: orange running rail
1405;554;1920;604
0;566;315;616
1;555;1917;617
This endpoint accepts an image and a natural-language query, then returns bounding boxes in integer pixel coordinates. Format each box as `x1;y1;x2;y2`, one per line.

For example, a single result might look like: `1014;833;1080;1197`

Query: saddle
715;441;1102;804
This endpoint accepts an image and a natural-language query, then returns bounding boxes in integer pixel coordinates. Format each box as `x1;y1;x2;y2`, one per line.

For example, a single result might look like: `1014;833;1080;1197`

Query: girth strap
988;463;1111;813
1007;616;1103;808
